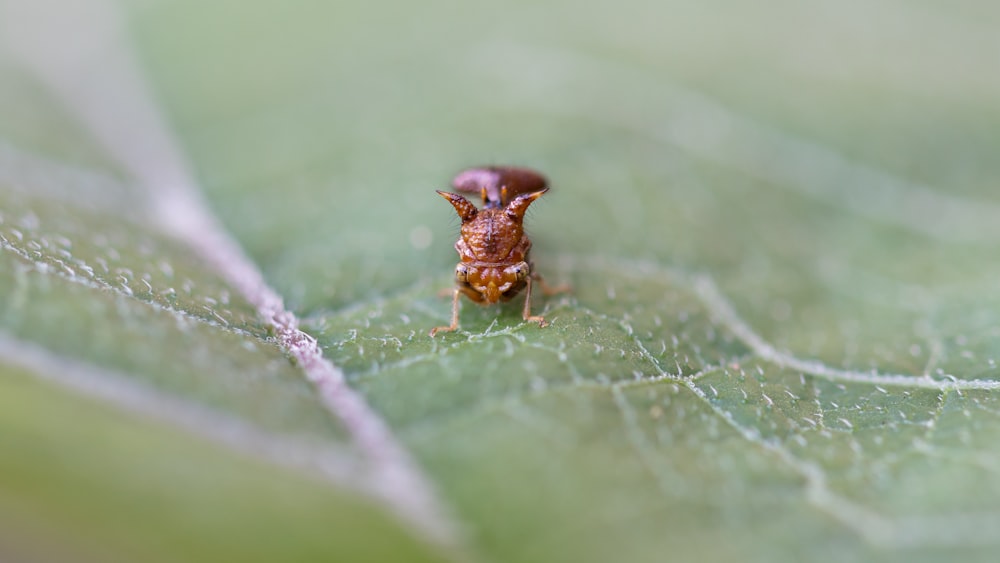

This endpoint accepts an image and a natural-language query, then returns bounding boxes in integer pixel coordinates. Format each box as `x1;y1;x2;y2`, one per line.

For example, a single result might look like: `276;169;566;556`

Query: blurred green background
3;0;1000;561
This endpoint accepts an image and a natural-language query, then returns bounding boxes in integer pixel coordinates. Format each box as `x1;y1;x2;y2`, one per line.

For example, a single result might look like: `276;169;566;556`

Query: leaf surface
4;1;1000;562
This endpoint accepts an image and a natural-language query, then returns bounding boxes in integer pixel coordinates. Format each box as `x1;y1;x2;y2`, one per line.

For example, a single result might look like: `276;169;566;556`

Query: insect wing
452;166;548;207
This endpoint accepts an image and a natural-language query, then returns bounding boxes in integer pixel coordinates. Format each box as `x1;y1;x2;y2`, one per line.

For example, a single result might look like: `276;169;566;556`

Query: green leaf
4;0;1000;562
0;364;441;563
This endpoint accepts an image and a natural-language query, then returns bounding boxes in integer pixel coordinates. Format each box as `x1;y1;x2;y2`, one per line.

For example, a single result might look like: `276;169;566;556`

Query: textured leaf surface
4;0;1000;562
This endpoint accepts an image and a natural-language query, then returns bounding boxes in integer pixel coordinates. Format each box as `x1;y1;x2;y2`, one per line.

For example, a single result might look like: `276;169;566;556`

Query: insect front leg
429;288;462;337
521;276;549;328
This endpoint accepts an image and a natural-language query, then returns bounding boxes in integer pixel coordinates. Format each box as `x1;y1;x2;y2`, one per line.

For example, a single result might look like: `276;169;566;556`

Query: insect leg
429;288;462;336
531;268;571;296
522;276;549;328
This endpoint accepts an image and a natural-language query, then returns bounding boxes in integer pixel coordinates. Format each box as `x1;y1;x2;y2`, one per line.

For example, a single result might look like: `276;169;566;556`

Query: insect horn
504;187;548;221
436;190;479;223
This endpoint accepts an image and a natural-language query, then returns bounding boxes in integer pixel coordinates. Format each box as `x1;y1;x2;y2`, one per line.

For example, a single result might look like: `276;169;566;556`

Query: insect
429;166;567;337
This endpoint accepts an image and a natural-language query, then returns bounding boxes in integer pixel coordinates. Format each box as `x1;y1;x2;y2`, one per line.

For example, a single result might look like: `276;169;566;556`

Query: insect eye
455;264;470;282
512;262;529;281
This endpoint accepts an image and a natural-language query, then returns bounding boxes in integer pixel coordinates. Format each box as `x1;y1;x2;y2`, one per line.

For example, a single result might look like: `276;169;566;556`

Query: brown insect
429;166;567;337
